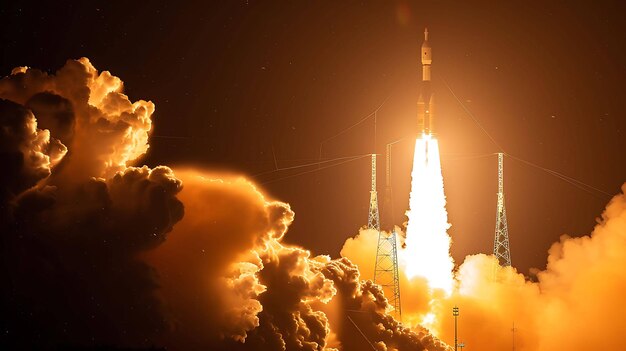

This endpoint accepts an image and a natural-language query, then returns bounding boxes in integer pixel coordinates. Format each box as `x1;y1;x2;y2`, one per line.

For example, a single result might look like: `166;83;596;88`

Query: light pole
458;342;465;351
512;322;517;351
453;306;459;351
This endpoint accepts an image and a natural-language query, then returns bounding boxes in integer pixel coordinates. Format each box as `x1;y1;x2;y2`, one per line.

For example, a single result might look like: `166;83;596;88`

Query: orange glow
80;57;154;177
400;134;454;294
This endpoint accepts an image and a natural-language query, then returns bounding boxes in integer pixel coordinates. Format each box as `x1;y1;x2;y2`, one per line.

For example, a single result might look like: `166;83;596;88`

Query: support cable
440;75;505;152
505;154;612;198
346;315;378;351
319;96;390;160
261;154;370;185
254;154;372;177
440;74;612;199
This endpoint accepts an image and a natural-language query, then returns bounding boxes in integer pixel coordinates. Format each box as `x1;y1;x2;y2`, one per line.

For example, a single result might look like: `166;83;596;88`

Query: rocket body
417;28;435;137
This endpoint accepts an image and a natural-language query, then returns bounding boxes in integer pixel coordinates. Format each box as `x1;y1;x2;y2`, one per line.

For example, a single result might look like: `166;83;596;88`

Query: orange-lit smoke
4;58;625;351
1;58;453;350
341;133;626;350
0;58;154;182
148;169;452;351
0;59;182;348
431;188;626;351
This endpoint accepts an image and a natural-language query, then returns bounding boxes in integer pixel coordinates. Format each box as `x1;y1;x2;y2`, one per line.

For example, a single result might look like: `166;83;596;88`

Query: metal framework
372;150;401;318
384;144;393;225
367;154;380;230
493;153;512;268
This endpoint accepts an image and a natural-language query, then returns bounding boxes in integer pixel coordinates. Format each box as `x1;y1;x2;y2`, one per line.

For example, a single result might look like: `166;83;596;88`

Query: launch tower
493;153;512;267
372;147;401;318
367;154;380;230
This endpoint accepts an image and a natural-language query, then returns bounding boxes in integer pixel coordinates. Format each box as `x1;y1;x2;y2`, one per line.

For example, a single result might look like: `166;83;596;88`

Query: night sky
2;0;624;276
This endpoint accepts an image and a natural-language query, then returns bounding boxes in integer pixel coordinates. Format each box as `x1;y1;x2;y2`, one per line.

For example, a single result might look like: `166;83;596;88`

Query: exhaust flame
401;134;454;294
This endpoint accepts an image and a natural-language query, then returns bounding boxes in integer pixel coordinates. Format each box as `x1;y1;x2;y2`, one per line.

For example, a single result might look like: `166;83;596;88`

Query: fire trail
401;134;454;294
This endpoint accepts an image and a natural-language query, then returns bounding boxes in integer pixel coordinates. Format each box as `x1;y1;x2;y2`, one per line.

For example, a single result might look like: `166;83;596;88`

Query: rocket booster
417;28;435;136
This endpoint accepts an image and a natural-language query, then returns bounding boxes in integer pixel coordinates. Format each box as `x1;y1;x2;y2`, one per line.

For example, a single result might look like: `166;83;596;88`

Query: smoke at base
341;137;626;350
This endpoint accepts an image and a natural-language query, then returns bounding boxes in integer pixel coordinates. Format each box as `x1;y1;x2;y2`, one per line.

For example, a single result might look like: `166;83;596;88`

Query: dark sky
2;1;624;275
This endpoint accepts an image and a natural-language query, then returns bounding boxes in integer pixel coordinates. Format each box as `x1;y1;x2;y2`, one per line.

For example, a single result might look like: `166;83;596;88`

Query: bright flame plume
401;134;454;294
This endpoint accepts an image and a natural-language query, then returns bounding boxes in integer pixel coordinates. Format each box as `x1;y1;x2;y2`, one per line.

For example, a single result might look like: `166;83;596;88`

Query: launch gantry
372;150;401;318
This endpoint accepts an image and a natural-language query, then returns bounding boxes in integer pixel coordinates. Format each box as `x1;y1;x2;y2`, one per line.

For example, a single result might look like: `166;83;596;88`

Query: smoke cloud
342;186;626;351
0;58;154;181
3;57;623;351
0;99;66;202
0;59;183;348
0;59;447;351
147;170;448;350
341;227;433;323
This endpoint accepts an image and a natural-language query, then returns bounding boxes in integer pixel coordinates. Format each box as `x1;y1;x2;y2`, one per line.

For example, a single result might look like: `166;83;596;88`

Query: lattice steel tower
367;154;380;230
493;152;512;267
372;149;401;317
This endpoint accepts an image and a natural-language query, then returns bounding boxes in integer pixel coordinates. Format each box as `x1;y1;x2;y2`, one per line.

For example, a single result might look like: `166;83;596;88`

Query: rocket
417;28;435;136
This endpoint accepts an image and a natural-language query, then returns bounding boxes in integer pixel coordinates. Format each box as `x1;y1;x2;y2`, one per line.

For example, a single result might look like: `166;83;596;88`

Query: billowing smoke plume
0;59;447;350
5;57;622;351
0;99;66;202
342;183;626;350
447;185;626;351
0;59;183;348
147;170;449;350
0;58;154;181
341;228;435;327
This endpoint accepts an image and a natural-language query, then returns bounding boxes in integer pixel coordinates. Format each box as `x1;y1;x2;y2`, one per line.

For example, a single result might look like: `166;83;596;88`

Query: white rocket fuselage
417;28;435;137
